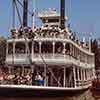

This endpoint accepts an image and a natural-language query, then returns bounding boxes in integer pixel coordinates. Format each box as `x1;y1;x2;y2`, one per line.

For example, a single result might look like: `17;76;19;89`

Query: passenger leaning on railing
35;72;44;86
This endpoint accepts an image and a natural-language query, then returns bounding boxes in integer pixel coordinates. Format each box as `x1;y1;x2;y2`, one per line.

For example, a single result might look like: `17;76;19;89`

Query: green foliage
0;36;6;66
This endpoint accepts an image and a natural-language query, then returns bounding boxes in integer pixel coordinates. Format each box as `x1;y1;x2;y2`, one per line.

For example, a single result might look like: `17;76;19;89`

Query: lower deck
0;64;94;90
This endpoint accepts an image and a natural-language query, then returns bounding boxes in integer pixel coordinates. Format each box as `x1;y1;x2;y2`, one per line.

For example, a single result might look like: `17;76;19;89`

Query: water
0;90;97;100
0;98;67;100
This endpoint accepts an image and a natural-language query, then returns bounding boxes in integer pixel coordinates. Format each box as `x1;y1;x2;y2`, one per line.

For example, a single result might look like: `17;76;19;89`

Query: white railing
32;53;94;68
76;80;92;87
32;53;78;65
6;54;30;64
32;53;67;60
6;53;94;68
6;54;28;59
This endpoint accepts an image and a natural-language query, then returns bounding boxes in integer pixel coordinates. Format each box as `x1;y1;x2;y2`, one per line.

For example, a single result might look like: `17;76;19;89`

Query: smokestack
60;0;65;29
23;0;28;27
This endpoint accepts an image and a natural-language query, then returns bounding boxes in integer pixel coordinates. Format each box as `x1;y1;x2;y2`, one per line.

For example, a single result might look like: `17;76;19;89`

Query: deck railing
6;53;94;68
6;54;30;64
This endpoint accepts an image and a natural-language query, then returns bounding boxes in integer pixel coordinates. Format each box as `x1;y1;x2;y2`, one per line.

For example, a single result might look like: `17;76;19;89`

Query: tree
91;39;100;78
0;36;6;66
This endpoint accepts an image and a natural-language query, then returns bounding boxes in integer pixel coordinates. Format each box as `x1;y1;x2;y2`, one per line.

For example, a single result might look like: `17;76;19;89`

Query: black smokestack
23;0;28;27
60;0;65;29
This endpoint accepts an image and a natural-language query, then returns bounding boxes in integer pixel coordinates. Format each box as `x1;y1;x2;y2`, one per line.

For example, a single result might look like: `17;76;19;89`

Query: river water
0;98;70;100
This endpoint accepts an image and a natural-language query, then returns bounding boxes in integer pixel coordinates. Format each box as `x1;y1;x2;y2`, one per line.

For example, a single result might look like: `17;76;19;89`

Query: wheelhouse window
48;19;59;23
65;43;70;54
15;42;25;54
41;42;53;53
55;42;63;53
8;43;13;54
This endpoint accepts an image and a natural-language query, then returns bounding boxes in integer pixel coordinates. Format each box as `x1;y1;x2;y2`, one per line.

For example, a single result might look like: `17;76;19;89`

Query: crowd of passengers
0;67;44;86
11;26;89;48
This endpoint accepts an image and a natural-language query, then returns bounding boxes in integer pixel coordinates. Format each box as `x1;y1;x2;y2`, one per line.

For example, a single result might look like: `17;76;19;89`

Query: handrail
6;53;94;68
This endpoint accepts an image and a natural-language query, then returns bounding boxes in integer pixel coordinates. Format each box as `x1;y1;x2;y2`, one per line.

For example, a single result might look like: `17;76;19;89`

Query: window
55;42;63;53
8;43;13;54
41;42;53;53
34;42;39;53
48;19;59;23
65;43;70;54
15;42;25;54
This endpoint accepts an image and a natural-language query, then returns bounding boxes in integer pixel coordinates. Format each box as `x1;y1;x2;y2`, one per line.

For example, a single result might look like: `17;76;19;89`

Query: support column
73;66;76;88
6;43;8;55
32;40;34;55
63;67;66;87
73;46;75;57
85;69;87;80
77;68;80;80
31;64;34;85
22;65;24;75
39;42;41;54
90;69;92;79
87;69;89;80
77;67;80;87
25;42;27;53
31;64;35;85
81;68;83;86
53;42;55;57
13;41;15;55
88;69;90;80
32;40;34;60
93;68;96;79
44;63;47;86
12;41;15;65
8;65;11;74
63;43;66;57
50;72;53;86
83;69;86;80
86;69;87;80
31;64;34;74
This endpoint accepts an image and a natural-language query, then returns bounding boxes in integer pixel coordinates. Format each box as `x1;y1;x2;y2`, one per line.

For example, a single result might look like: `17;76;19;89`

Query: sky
0;0;100;40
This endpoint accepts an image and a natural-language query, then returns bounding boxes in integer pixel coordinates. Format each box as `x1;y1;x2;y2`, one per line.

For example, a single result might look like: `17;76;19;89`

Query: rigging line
69;0;72;19
16;0;33;16
21;30;32;64
37;52;62;86
31;39;62;86
7;0;12;32
15;0;23;26
32;0;36;28
12;0;15;28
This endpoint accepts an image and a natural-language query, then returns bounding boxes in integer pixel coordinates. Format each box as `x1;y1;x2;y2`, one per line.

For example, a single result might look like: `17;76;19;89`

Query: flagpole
32;0;36;31
89;32;92;52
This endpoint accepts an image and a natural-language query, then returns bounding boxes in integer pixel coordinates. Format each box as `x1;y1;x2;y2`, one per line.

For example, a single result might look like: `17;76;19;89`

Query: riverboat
0;0;96;97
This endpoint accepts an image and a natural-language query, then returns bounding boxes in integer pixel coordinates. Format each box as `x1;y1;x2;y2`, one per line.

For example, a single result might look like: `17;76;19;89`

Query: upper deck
5;9;95;69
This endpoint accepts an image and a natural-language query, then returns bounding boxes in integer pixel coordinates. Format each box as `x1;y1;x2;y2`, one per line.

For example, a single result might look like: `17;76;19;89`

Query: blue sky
0;0;100;40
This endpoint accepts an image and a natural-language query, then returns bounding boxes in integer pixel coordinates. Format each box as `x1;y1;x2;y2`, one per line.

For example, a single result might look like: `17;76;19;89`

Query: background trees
0;36;6;66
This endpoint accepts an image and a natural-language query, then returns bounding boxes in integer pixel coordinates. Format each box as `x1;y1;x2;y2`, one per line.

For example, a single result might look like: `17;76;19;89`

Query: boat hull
0;85;90;97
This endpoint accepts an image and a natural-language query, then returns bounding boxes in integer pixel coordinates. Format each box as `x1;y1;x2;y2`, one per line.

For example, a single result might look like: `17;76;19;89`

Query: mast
23;0;28;27
12;0;15;29
32;0;36;31
60;0;65;29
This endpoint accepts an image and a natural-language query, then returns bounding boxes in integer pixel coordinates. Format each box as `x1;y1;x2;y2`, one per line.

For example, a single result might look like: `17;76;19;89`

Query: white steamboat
0;0;96;97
